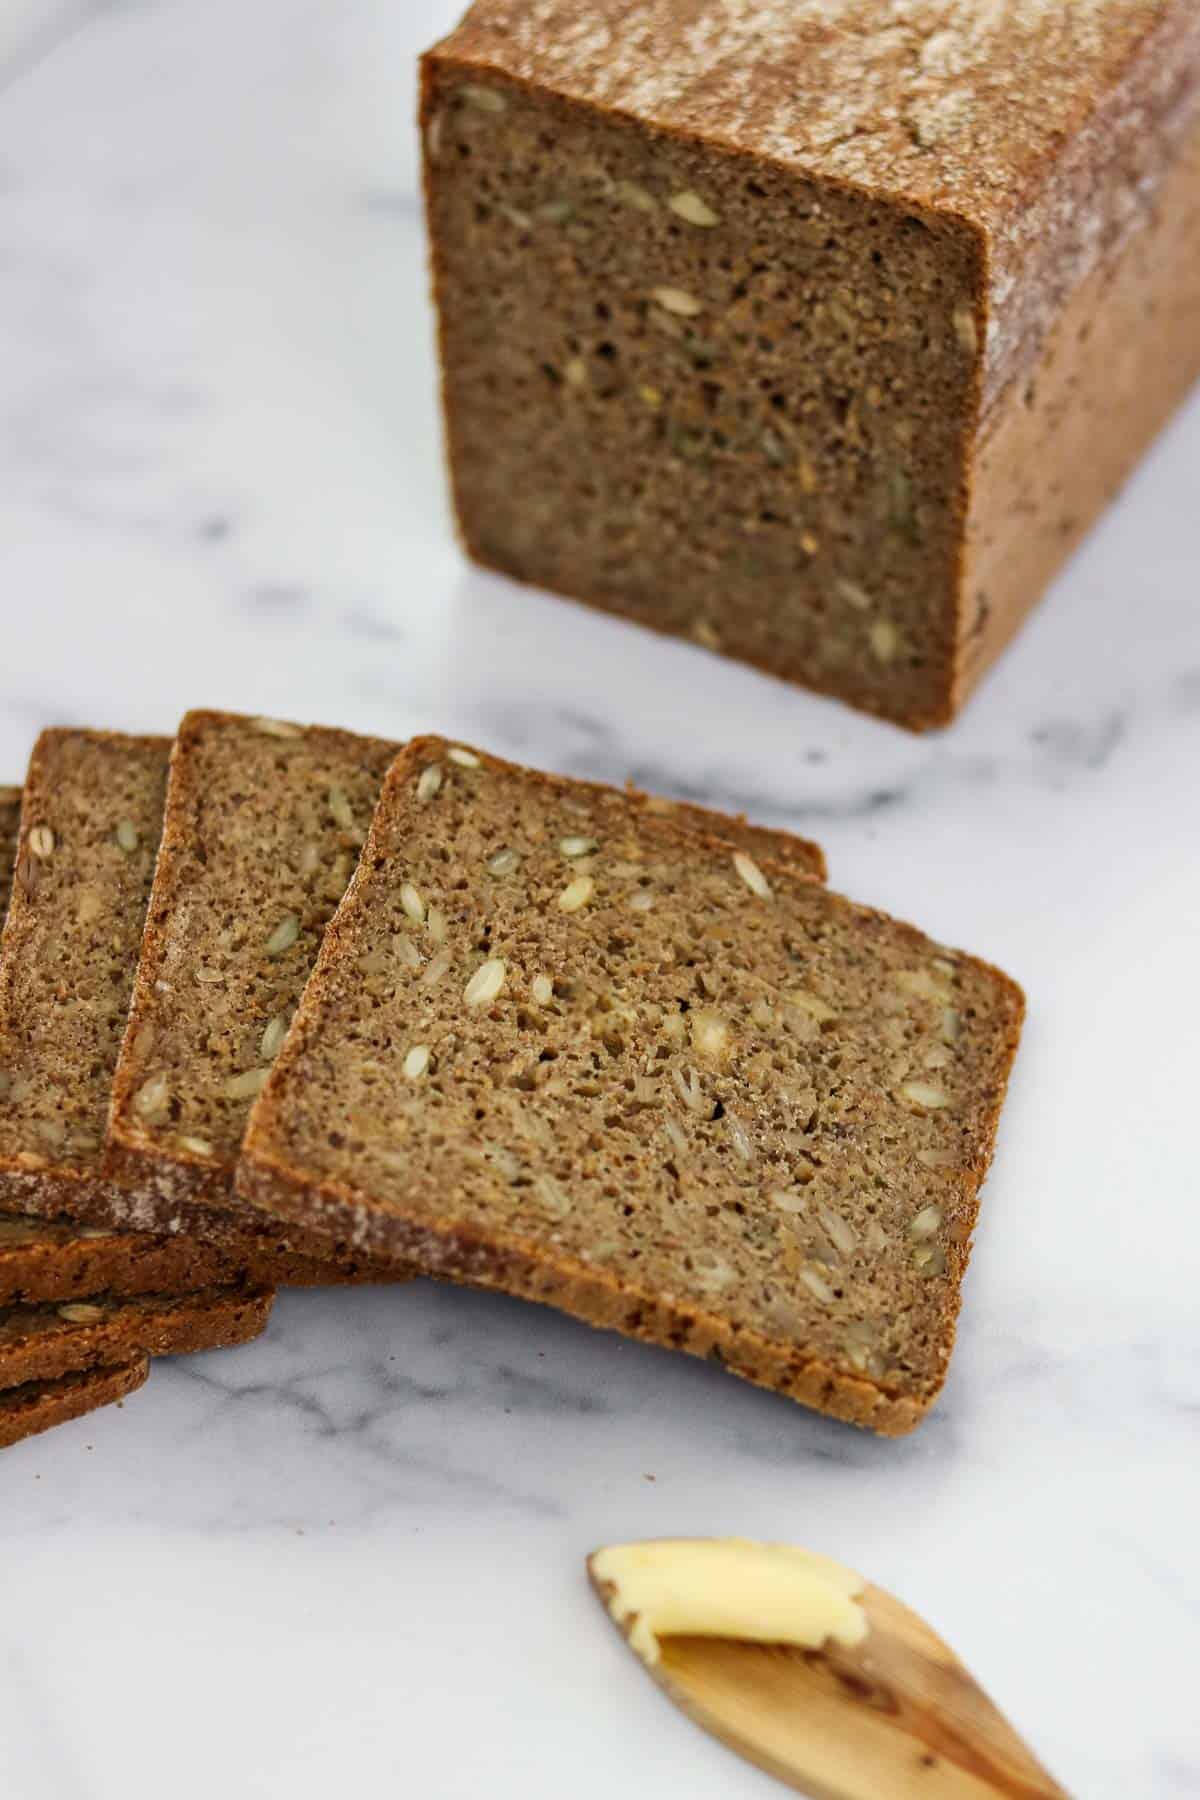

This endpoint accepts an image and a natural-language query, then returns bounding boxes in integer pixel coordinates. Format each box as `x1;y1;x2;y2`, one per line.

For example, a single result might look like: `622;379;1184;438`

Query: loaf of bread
0;1286;273;1390
422;2;1200;728
238;738;1024;1433
0;1360;148;1450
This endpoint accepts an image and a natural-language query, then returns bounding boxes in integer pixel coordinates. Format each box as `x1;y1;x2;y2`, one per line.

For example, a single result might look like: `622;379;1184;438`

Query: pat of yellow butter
590;1538;868;1666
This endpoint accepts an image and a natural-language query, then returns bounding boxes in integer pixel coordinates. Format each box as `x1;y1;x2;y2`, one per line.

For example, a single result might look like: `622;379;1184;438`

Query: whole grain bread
0;732;390;1286
238;737;1024;1434
423;2;1200;729
0;1286;273;1389
105;711;823;1244
0;732;174;1222
0;1359;148;1450
104;712;404;1238
623;789;824;882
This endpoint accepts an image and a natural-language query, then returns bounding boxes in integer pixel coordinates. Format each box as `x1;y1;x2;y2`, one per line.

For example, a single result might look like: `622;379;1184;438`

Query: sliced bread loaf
238;737;1024;1434
0;1359;149;1450
105;711;824;1243
0;1286;272;1389
0;732;384;1285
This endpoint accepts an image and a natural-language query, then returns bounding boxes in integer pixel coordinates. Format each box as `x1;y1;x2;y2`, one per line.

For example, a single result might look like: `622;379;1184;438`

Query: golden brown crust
0;1286;273;1389
239;736;1025;1434
0;1358;149;1450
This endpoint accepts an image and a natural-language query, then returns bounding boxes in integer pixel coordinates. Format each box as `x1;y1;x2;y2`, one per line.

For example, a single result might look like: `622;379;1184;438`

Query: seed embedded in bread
0;1285;274;1389
0;727;404;1290
102;713;402;1236
237;737;1024;1436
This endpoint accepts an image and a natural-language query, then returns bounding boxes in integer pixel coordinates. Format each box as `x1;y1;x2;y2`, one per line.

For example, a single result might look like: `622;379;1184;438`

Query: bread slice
0;1359;148;1450
238;737;1024;1434
0;731;174;1222
103;712;404;1239
0;731;389;1286
106;711;824;1245
0;1286;272;1389
0;1209;379;1305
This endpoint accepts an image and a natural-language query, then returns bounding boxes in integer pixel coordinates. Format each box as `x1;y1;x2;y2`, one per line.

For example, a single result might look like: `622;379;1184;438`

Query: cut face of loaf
423;3;1200;728
0;733;399;1288
238;737;1025;1435
0;1286;274;1390
0;1360;149;1451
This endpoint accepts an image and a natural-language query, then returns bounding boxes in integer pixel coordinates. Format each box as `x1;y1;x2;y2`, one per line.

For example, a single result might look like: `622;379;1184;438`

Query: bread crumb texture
242;740;1025;1432
0;733;171;1183
434;1;1199;397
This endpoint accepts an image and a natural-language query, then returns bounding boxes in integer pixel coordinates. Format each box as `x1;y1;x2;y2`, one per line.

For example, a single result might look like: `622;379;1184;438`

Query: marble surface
1;4;1198;1796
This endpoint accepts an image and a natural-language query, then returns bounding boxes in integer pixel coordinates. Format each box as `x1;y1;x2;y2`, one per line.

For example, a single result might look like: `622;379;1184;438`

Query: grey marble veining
1;4;1198;1797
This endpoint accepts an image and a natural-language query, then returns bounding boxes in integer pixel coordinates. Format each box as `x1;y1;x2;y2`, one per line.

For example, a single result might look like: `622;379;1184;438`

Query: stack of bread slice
0;715;1022;1447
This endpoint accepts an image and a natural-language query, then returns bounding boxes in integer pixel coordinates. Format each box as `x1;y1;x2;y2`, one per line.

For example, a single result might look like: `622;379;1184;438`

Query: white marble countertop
1;5;1198;1797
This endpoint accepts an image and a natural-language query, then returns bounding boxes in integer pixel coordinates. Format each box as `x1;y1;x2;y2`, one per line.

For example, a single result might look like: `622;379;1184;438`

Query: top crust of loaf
429;2;1200;408
239;736;1024;1435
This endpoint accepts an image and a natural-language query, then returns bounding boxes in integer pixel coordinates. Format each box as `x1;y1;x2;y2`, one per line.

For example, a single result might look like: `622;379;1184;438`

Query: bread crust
0;1359;149;1451
0;1210;390;1305
0;1287;273;1390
